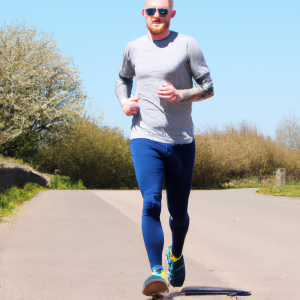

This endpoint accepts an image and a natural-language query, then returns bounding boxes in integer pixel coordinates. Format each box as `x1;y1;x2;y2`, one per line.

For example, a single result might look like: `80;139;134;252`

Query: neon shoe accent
142;265;169;296
166;246;186;287
169;247;183;262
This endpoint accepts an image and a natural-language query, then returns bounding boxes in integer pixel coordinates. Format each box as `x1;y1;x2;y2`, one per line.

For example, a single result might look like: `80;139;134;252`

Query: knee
143;194;162;220
169;213;190;230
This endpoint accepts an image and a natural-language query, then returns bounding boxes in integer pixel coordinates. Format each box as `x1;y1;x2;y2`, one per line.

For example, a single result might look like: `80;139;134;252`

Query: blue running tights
130;138;195;269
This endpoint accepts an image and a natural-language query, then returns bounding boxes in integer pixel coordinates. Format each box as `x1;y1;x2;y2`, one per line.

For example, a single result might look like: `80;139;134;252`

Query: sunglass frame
145;8;169;17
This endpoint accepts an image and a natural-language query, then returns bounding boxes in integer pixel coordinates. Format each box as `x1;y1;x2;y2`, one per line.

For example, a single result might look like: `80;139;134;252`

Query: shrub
34;120;300;190
192;121;300;188
49;174;87;190
37;117;138;189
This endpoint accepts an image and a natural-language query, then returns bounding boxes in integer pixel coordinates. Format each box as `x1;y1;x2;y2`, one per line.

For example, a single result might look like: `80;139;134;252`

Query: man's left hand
157;82;183;103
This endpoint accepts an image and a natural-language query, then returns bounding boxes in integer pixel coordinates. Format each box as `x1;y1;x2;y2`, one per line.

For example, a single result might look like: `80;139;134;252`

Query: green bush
49;174;87;190
36;120;300;190
192;122;300;188
37;118;138;189
0;129;41;159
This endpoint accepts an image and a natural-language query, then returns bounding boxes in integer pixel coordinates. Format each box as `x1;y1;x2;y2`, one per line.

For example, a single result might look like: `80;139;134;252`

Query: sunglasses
144;8;169;17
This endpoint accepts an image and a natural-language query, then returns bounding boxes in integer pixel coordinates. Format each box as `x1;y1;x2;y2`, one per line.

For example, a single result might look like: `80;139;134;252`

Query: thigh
165;140;195;215
130;139;166;199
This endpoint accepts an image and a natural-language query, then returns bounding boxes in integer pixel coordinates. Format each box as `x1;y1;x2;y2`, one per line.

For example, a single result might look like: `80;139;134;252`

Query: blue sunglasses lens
158;9;168;15
145;8;156;16
145;8;169;16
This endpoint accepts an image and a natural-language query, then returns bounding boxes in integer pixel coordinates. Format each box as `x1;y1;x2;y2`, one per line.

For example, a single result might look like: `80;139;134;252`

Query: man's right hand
122;97;139;117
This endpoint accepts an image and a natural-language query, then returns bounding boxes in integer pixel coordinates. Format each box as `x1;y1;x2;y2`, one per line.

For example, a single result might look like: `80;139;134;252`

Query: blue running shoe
142;265;169;296
166;246;185;287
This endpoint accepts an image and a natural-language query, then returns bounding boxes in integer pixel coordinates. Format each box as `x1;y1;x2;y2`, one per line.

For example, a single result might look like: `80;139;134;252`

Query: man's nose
153;9;160;17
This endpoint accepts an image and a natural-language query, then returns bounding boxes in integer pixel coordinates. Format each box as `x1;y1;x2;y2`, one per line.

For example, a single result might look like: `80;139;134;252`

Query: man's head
143;0;176;35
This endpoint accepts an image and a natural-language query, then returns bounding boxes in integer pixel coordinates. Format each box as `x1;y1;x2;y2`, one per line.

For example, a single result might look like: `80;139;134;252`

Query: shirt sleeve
115;42;135;106
115;75;133;106
187;37;211;83
119;42;135;78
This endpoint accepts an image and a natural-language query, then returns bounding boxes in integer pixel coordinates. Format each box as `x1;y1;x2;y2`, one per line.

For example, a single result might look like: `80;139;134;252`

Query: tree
0;22;87;148
276;113;300;149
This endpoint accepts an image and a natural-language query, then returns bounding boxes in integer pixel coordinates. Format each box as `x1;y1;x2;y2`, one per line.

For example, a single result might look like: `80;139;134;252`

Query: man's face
144;0;174;34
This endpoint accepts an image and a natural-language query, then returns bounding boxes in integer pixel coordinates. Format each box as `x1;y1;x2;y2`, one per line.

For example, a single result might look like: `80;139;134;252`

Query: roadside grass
0;183;48;217
0;175;87;218
49;174;87;190
221;176;300;197
256;182;300;197
221;176;274;189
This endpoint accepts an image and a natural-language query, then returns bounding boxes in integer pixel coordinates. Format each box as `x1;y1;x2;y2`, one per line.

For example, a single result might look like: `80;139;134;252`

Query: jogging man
115;0;214;296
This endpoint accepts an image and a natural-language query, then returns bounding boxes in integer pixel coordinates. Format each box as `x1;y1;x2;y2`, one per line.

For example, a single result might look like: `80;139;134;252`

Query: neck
150;28;171;40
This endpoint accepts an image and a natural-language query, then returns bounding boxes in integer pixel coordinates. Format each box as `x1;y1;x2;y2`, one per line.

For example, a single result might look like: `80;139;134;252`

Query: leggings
130;138;195;269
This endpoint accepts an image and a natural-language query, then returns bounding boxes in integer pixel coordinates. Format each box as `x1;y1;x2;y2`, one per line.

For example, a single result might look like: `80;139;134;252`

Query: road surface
0;189;299;300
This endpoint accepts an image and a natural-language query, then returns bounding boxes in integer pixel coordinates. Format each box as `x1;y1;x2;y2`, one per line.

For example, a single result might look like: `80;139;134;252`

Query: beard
147;19;170;34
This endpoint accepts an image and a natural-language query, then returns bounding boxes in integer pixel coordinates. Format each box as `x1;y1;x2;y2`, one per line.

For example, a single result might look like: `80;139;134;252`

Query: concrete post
275;168;286;187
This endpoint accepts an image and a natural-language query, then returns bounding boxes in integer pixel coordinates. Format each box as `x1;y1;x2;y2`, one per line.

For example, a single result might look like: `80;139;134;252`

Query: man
115;0;214;296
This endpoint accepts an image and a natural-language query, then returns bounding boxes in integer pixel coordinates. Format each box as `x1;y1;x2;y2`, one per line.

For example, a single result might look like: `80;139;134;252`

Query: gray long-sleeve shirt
115;31;213;144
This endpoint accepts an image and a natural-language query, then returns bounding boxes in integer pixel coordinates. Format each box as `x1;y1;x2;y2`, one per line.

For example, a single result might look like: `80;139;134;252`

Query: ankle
170;247;182;262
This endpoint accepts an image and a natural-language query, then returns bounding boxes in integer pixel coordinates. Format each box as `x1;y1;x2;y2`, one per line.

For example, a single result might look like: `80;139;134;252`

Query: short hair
144;0;173;10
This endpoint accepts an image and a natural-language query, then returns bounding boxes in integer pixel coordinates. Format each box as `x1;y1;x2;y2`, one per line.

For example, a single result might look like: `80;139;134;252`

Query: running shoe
142;265;169;296
166;246;185;287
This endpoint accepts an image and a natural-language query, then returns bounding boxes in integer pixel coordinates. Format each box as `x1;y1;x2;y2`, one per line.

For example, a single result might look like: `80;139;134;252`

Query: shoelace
168;264;174;279
152;269;162;276
168;261;185;279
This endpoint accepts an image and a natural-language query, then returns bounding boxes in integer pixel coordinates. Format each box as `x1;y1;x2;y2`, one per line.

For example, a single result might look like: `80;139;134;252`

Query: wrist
175;89;183;102
121;98;129;107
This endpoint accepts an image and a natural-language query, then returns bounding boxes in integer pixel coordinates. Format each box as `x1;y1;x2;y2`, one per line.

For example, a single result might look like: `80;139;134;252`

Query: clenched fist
122;96;139;117
157;82;183;103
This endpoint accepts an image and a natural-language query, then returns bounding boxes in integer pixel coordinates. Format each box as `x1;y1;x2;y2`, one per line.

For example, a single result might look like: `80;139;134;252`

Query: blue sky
1;0;299;138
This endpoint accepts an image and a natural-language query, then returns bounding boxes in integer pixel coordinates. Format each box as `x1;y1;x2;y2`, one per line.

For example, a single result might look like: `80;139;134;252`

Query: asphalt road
0;189;299;300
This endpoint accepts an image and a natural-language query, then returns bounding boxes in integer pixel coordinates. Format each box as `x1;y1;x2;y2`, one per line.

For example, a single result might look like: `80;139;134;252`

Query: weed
257;181;300;197
0;183;47;217
49;174;87;190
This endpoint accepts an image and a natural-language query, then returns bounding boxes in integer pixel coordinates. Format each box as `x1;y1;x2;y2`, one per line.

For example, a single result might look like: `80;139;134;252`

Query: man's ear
142;9;145;17
171;10;176;18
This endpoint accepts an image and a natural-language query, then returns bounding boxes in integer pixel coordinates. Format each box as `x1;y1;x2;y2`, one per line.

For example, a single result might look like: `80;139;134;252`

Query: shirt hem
130;131;194;145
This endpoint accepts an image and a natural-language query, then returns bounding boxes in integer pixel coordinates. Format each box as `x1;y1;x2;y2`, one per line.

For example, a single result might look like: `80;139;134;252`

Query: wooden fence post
275;168;286;187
